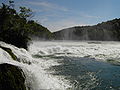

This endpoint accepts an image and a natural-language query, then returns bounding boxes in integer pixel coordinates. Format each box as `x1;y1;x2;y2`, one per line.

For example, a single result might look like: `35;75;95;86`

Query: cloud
23;1;100;32
44;19;89;32
79;12;101;19
33;10;100;32
27;1;69;12
84;15;100;18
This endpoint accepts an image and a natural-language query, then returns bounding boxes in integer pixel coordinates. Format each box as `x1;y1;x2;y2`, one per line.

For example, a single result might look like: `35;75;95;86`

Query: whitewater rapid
0;41;70;90
29;41;120;63
1;41;120;90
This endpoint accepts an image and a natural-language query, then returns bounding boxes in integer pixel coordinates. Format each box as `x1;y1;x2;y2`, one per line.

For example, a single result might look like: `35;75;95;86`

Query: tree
9;0;14;8
0;1;53;49
0;2;31;49
19;7;33;20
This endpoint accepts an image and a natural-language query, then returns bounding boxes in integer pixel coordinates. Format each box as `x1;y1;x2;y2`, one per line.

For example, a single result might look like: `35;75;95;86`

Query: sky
1;0;120;32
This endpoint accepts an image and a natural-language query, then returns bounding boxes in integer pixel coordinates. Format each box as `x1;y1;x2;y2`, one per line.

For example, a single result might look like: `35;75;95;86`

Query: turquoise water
48;56;120;90
30;41;120;90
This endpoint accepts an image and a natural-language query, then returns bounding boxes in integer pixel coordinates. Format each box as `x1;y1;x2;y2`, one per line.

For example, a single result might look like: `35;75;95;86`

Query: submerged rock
0;45;17;60
0;63;26;90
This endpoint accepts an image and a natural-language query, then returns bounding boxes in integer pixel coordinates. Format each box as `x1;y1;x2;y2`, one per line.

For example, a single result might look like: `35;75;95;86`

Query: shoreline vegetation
53;18;120;40
1;1;120;50
0;1;53;90
0;1;53;50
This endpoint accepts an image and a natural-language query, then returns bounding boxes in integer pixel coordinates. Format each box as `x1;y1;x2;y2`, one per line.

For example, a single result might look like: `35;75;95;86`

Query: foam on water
0;41;70;90
29;41;120;63
27;41;120;89
1;41;120;90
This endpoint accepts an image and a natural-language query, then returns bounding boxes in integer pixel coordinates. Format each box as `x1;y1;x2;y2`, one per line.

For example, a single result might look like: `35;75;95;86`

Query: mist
53;19;120;41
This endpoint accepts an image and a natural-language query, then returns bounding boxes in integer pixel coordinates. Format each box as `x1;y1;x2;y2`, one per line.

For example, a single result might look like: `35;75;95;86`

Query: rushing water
1;41;120;90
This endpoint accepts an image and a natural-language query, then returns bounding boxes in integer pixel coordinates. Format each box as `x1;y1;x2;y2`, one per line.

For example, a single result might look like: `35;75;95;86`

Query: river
29;41;120;90
1;41;120;90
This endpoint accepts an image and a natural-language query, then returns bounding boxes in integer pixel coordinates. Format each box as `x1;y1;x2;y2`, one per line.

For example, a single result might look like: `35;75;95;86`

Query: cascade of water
0;41;70;90
1;41;120;90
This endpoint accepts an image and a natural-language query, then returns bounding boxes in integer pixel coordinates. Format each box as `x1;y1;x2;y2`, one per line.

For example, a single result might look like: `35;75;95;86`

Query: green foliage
0;3;30;49
53;18;120;41
0;1;53;49
27;20;53;40
19;7;33;20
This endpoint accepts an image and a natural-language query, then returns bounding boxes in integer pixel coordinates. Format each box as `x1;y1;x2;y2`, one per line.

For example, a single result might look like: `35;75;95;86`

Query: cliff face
53;18;120;41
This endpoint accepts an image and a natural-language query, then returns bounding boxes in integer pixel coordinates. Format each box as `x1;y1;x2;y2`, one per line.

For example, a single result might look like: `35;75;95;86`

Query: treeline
53;18;120;41
0;1;53;50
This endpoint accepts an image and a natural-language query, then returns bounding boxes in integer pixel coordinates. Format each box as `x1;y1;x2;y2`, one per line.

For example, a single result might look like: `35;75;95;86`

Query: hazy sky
1;0;120;32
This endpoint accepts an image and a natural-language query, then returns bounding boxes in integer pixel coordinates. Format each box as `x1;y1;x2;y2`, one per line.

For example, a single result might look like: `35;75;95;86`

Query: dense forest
0;1;53;50
53;18;120;41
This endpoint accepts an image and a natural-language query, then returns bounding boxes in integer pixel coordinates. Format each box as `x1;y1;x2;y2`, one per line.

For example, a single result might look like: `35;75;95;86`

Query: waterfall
1;41;120;90
0;41;70;90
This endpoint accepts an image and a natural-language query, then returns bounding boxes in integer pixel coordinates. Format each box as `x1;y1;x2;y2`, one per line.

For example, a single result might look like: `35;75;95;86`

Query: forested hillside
0;1;53;49
53;18;120;41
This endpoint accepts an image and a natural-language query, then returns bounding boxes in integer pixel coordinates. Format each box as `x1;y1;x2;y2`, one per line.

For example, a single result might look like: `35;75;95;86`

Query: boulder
0;63;26;90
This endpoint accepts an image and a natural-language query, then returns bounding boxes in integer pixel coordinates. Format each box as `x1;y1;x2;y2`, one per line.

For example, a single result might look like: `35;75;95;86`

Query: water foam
1;41;120;90
29;41;120;63
0;41;70;90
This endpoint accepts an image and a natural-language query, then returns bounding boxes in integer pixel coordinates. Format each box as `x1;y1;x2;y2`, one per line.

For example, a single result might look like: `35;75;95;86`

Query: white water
0;41;70;90
1;41;120;90
29;41;120;62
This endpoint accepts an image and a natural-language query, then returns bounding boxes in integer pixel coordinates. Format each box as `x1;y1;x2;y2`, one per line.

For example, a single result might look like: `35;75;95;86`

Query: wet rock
0;63;26;90
0;45;17;60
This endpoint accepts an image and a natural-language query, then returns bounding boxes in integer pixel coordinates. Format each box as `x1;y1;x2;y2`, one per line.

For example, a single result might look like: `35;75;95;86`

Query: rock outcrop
0;63;27;90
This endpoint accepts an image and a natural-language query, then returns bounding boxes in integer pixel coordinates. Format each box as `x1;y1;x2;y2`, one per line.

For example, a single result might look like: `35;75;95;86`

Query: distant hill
53;18;120;41
28;20;53;40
